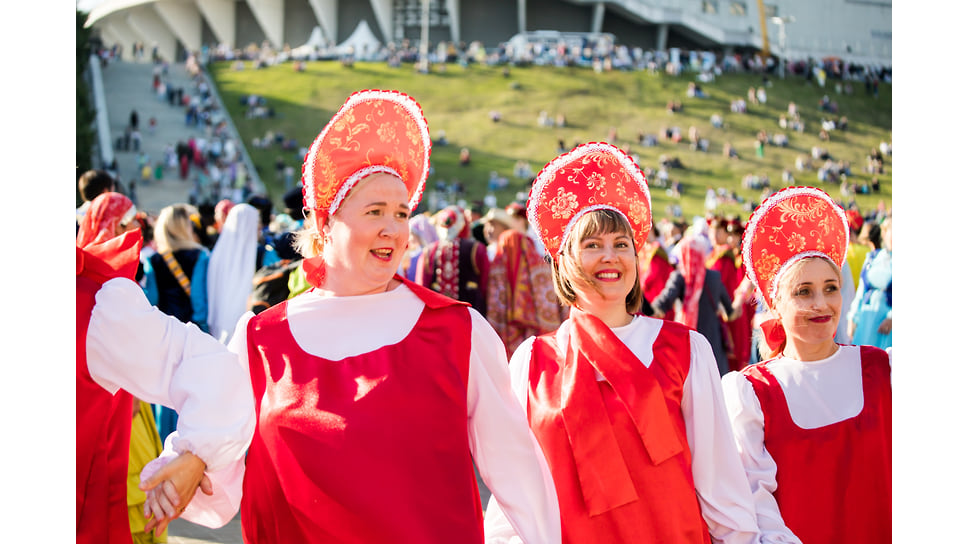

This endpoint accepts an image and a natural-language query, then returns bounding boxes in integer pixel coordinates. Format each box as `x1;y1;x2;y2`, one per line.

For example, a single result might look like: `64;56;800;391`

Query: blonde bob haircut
154;204;202;254
550;208;643;314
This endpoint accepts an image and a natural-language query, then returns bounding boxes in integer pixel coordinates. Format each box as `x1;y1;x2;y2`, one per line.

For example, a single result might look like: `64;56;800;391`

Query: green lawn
210;60;891;222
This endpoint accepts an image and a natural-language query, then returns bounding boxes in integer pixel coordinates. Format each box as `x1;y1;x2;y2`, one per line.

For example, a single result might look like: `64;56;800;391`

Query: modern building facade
83;0;891;68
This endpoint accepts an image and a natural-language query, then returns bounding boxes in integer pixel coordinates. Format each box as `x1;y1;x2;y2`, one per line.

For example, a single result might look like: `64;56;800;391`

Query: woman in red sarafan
721;186;891;544
144;90;560;544
484;142;760;544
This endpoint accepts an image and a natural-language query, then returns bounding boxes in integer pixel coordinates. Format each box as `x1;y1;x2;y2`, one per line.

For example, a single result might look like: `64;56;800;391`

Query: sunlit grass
211;60;891;221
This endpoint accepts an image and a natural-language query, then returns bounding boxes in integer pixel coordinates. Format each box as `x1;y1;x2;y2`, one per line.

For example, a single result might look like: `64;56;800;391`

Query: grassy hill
209;59;891;222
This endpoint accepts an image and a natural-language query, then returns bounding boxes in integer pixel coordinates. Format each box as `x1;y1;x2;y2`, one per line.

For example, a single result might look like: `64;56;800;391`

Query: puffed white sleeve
140;311;256;528
86;277;256;471
482;336;543;544
681;330;762;544
465;311;560;544
720;371;803;544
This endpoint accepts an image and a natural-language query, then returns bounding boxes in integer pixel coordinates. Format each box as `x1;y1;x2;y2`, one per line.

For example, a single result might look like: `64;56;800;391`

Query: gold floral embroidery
613;171;629;200
786;231;806;253
331;110;356;133
549;187;579;219
755;250;780;284
776;198;826;229
629;199;650;231
377;122;397;143
584;171;607;197
406;119;421;145
585;151;611;170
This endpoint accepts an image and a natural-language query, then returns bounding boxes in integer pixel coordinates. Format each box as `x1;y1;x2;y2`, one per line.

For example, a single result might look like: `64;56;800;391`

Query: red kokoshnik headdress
527;142;652;257
301;89;431;221
742;186;850;309
299;90;431;288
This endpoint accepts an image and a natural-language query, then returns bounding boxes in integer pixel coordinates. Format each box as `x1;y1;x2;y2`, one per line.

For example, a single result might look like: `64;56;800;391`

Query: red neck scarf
560;310;684;515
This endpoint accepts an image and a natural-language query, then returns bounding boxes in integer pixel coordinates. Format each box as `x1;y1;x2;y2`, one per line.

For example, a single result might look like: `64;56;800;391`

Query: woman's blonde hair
154;204;202;254
550;208;643;314
292;208;326;258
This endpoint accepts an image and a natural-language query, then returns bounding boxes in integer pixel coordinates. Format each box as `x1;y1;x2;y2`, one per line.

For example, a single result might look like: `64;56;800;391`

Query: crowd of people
102;50;261;219
77;52;893;542
194;29;890;92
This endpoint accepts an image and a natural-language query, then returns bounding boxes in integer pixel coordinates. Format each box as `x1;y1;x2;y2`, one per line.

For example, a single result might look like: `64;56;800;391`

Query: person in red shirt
721;186;891;543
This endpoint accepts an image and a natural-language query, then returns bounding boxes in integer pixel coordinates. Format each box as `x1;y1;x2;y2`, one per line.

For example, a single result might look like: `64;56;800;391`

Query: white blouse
176;282;561;543
483;314;762;544
85;277;256;472
720;345;893;544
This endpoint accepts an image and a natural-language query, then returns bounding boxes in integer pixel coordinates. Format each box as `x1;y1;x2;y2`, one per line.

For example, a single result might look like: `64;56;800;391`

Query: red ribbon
301;255;327;288
760;318;787;352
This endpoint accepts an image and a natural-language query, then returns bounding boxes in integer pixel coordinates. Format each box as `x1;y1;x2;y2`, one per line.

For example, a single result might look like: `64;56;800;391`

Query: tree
76;10;97;205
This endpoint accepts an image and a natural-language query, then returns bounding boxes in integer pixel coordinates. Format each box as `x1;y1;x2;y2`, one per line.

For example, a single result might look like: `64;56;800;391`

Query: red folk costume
416;205;490;315
241;280;484;543
181;90;561;543
77;231;142;544
486;227;565;357
722;186;891;543
79;211;256;543
487;143;759;543
725;219;755;371
741;347;891;543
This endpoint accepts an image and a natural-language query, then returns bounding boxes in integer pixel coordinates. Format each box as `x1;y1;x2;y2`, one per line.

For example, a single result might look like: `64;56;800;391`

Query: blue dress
848;249;892;349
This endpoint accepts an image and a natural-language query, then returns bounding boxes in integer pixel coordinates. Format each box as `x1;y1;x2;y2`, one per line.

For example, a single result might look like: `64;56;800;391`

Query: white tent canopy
290;26;333;59
337;20;382;60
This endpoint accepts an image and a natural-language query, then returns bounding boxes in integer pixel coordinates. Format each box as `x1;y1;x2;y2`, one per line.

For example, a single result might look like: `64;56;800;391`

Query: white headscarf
207;203;260;344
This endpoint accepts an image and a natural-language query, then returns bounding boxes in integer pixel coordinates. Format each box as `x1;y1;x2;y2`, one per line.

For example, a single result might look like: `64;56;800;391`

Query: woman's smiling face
321;173;411;296
772;257;843;354
570;229;637;313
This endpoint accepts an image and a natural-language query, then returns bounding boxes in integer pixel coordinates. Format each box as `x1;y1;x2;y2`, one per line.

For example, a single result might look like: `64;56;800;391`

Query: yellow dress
128;400;167;543
846;241;870;290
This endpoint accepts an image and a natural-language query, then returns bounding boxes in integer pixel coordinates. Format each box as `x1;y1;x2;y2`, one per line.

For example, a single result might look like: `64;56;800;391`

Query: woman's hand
877;317;892;335
140;451;212;536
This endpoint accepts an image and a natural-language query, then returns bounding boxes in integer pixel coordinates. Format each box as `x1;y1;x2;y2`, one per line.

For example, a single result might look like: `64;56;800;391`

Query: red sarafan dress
527;312;711;543
640;241;675;320
76;237;139;544
741;346;891;543
240;282;485;544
